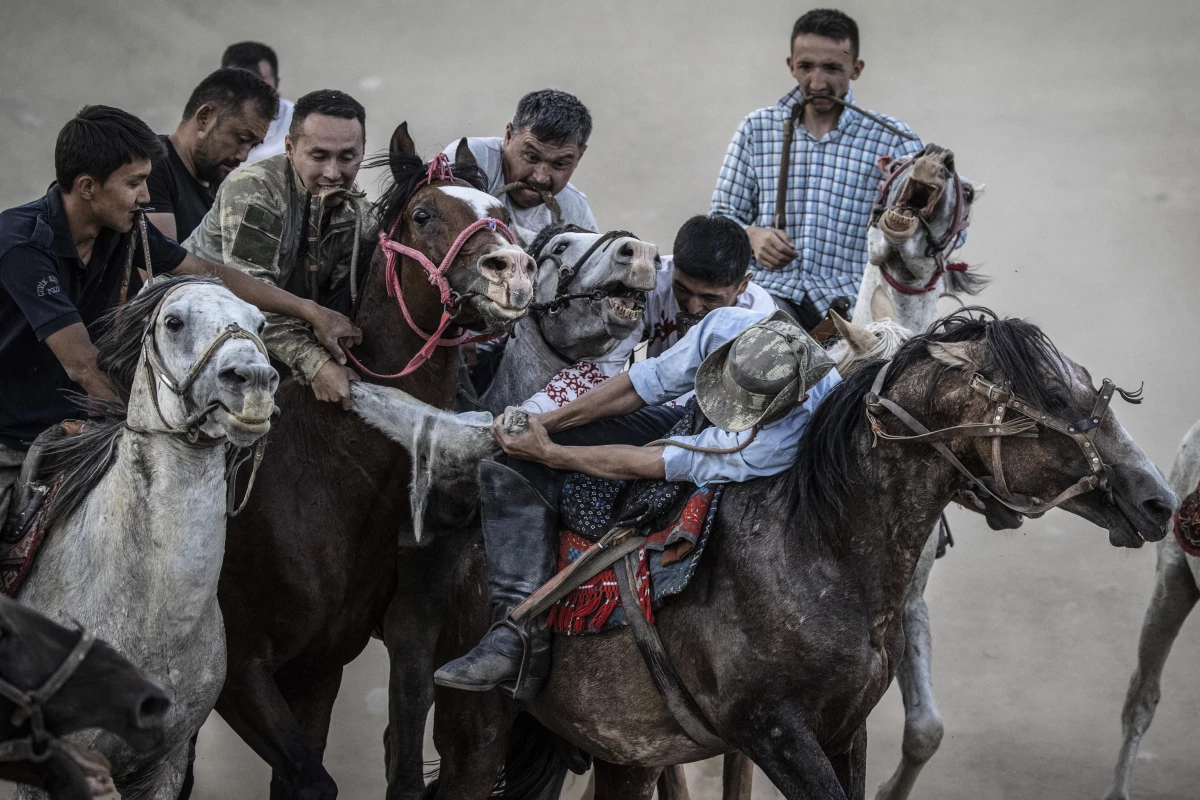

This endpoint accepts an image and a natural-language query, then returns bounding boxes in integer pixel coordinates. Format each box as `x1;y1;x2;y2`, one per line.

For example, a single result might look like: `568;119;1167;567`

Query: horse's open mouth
898;178;944;219
599;281;647;323
57;740;115;797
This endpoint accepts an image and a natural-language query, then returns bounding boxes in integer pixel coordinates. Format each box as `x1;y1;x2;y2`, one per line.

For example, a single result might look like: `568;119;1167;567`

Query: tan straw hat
694;311;835;433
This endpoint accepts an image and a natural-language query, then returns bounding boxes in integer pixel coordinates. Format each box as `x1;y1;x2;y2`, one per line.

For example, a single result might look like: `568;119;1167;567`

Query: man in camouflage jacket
186;89;376;407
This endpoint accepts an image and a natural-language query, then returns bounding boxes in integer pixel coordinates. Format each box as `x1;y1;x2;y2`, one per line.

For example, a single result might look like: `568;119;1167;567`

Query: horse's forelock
368;151;490;235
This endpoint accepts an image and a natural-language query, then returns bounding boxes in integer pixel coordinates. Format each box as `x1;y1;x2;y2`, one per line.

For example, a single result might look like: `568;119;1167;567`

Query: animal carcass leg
875;529;942;800
215;666;337;800
1103;537;1198;800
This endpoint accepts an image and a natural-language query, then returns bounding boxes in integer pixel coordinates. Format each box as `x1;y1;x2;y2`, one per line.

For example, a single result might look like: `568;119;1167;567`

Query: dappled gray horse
16;276;277;799
1104;418;1200;800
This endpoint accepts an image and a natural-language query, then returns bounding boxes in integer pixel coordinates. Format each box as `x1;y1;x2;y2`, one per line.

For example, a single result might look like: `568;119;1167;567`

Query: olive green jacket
184;154;377;381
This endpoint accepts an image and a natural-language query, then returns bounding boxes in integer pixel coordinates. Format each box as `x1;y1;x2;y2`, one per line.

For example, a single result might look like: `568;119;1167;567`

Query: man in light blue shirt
435;307;839;699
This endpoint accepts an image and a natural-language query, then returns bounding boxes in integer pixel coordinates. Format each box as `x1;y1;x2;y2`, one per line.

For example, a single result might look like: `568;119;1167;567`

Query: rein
0;627;94;764
773;94;919;231
344;154;515;380
864;359;1144;515
129;282;272;516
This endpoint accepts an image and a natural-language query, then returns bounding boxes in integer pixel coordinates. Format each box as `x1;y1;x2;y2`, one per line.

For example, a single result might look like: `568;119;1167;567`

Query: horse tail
493;712;570;800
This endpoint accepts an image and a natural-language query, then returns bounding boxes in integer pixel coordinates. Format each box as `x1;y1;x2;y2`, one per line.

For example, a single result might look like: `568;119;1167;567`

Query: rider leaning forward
435;307;842;698
185;89;376;410
0;105;360;527
710;8;924;328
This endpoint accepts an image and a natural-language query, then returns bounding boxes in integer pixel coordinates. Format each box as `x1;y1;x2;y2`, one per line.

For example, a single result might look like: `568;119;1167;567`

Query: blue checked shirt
710;87;924;311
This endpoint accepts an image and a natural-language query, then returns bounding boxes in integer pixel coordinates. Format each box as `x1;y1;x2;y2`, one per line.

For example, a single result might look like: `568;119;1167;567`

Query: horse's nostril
219;367;247;385
136;692;170;728
618;242;635;259
1143;496;1177;522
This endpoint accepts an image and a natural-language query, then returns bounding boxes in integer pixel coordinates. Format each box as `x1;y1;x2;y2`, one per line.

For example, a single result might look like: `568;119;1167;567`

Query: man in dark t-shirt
146;68;277;241
0;105;362;524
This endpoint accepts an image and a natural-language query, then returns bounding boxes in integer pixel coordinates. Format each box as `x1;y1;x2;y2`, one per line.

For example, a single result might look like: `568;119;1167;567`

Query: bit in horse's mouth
598;281;647;322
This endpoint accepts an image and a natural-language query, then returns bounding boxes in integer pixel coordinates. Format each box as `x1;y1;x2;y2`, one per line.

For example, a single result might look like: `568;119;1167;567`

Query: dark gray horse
420;309;1176;800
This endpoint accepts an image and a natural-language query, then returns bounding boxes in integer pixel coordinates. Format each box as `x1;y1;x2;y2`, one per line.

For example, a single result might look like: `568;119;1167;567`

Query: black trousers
494;405;688;512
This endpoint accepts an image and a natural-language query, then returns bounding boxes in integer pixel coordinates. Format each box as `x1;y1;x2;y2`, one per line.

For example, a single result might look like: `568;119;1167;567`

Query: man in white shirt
522;214;777;413
443;90;598;243
222;41;295;164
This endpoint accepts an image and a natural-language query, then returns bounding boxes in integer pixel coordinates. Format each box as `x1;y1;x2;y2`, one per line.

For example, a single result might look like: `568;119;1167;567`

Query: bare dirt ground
2;1;1199;797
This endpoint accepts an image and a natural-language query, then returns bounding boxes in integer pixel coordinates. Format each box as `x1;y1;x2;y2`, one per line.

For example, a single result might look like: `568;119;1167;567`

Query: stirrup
491;617;541;701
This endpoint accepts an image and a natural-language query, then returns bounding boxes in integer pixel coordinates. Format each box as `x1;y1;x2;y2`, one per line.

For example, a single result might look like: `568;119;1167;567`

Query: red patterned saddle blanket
1174;480;1200;557
547;486;721;634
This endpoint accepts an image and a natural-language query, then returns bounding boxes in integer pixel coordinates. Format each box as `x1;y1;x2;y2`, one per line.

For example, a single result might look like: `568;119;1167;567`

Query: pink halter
346;154;517;379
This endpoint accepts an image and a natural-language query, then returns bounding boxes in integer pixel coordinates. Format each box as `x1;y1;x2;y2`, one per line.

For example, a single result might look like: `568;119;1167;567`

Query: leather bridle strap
0;628;95;763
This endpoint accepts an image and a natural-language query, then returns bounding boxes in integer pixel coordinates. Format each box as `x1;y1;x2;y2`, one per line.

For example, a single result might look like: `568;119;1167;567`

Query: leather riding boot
434;460;558;700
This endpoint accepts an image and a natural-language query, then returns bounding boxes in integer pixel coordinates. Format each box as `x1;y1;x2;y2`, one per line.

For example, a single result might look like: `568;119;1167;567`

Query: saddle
0;422;82;596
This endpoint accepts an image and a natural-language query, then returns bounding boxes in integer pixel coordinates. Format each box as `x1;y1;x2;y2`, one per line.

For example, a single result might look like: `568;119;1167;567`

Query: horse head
872;309;1177;549
527;225;659;362
113;277;278;449
376;124;535;335
867;144;982;295
0;595;169;783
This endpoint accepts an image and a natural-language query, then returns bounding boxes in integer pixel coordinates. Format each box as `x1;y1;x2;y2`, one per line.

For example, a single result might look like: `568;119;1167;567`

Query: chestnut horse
212;125;534;799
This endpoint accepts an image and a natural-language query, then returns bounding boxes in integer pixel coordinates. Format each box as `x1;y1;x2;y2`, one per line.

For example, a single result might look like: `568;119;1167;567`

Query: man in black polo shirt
0;105;361;525
146;68;277;241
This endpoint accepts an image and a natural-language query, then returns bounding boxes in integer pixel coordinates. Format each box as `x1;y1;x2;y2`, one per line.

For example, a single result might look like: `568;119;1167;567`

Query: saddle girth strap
613;553;726;751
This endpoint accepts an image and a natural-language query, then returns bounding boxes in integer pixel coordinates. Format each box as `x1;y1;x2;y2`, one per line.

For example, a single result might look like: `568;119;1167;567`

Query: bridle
0;626;94;764
345;154;517;380
868;150;972;296
528;228;640;317
129;282;272;516
865;358;1144;515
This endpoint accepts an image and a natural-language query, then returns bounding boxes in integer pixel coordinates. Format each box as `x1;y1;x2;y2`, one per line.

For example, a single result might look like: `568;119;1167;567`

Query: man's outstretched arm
492;412;665;481
536;372;647;435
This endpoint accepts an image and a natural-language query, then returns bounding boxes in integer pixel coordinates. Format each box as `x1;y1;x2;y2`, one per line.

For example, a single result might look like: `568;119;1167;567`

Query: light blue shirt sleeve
627;307;770;405
660;369;842;486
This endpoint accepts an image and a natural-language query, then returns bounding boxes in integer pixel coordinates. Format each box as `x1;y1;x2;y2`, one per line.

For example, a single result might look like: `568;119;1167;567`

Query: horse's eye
963;184;975;203
413;209;431;225
257;320;266;334
553;241;570;255
164;316;183;332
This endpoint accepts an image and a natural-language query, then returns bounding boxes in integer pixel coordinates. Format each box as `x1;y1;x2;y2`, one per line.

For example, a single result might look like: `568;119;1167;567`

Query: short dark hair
221;41;278;77
672;215;752;287
512;89;592;148
791;8;860;59
289;90;366;141
181;67;279;124
54;105;165;190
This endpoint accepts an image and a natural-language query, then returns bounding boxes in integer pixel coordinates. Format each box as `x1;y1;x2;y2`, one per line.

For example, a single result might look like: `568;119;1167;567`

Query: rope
643;424;759;455
493;181;562;225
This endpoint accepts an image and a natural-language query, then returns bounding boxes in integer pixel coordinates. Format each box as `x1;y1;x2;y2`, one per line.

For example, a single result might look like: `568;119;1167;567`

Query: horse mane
40;275;221;532
367;151;489;235
790;306;1071;549
943;266;989;296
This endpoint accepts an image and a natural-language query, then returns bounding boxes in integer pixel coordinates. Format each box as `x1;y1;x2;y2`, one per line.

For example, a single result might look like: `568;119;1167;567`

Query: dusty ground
2;0;1199;797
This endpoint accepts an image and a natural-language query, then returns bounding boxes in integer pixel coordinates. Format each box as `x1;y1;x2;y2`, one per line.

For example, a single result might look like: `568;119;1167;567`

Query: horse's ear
831;312;877;356
390;122;416;156
927;341;982;372
454;138;477;169
876;155;894;176
870;284;899;323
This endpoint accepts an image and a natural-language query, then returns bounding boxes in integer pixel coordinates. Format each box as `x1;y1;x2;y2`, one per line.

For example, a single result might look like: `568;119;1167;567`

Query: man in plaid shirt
711;8;924;328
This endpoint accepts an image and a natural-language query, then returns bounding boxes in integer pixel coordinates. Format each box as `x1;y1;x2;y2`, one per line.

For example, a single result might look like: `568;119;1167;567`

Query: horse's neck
481;319;569;414
22;378;228;645
852;264;940;333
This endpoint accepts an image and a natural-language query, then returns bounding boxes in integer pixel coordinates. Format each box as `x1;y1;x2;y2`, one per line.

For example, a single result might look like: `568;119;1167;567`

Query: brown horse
213;125;535;800
422;309;1176;800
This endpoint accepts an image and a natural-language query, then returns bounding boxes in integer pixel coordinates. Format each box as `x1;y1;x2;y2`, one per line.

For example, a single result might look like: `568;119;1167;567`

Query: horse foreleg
875;530;941;800
1103;537;1198;800
384;531;467;800
829;726;868;800
592;760;659;800
424;686;517;799
732;707;847;800
655;764;689;799
722;753;754;799
215;665;337;800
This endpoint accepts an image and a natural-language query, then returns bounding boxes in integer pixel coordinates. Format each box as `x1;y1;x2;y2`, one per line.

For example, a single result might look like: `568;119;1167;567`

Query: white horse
16;275;278;799
1103;419;1200;800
